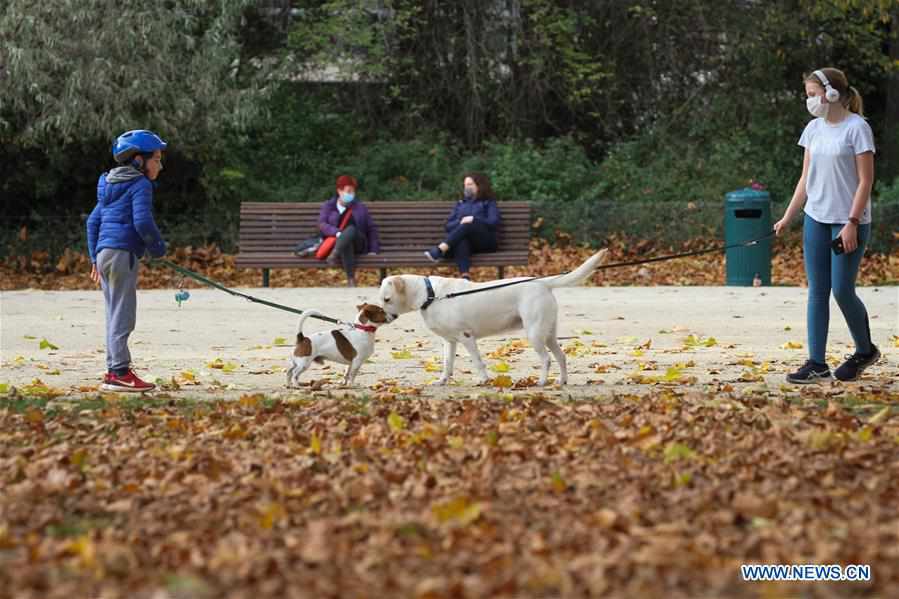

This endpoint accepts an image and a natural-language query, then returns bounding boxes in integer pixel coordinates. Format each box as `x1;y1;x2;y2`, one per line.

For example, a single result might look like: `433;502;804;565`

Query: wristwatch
848;217;860;225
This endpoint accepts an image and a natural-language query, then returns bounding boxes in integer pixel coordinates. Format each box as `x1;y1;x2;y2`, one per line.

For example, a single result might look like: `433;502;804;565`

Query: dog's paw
475;375;491;386
432;377;450;386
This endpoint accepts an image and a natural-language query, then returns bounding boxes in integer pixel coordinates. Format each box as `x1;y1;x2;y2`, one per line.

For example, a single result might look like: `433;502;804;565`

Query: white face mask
806;95;829;118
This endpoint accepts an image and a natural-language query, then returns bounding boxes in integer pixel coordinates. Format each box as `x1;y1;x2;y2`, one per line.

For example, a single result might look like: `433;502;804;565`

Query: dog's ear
359;309;369;324
394;278;406;294
356;303;365;311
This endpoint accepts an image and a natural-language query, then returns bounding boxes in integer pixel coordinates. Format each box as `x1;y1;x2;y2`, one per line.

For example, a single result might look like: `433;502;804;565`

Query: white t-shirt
798;112;875;224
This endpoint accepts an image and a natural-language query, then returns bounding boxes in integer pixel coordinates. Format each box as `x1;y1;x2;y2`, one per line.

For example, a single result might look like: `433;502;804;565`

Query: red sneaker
101;369;155;392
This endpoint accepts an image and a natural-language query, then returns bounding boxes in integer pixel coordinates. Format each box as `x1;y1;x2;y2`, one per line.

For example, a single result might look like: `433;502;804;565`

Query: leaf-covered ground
3;237;898;597
1;390;898;599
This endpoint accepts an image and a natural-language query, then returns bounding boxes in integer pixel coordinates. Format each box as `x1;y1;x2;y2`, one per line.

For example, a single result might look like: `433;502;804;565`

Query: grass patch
0;394;236;416
0;396;53;413
45;514;114;539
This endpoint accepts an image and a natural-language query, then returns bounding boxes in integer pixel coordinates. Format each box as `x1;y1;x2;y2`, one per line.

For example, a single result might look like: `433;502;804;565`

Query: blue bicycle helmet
111;130;167;163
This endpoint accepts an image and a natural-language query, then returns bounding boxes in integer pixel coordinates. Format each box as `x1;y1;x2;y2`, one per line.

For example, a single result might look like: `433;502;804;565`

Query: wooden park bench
235;201;531;286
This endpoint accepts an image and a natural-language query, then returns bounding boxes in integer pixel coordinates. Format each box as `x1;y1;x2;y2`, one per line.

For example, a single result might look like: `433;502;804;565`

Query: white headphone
814;69;841;102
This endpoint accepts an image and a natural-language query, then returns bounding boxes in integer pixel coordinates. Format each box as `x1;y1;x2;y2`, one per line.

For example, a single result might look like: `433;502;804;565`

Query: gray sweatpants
97;248;140;374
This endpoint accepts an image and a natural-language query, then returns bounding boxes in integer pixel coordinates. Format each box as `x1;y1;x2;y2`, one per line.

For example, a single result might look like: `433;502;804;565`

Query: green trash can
725;187;772;286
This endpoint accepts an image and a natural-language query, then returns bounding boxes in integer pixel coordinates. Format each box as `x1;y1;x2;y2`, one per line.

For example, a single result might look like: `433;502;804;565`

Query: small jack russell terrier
287;303;395;387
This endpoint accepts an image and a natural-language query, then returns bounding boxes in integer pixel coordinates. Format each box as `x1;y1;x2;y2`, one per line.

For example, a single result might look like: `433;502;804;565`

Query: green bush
592;116;802;208
332;135;461;200
480;136;599;202
201;83;369;206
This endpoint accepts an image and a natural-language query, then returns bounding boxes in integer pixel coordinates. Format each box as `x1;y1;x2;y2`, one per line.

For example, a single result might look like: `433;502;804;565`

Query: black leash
153;258;348;326
432;230;776;303
597;229;775;270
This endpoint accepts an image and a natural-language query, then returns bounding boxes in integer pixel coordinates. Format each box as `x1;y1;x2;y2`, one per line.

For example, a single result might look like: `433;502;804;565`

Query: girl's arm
839;151;874;253
848;151;874;222
774;148;811;235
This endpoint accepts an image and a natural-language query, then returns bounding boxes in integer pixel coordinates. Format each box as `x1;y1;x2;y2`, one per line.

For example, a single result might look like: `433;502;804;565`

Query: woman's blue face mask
341;192;355;203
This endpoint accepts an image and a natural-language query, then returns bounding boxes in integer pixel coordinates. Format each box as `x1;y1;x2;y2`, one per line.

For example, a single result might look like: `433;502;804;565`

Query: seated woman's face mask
341;192;355;203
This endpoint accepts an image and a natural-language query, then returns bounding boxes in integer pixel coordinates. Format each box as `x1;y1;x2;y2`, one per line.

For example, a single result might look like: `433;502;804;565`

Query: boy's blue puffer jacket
86;167;166;263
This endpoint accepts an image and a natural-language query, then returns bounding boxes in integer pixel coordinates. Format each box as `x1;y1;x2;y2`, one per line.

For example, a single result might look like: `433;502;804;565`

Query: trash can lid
726;187;771;203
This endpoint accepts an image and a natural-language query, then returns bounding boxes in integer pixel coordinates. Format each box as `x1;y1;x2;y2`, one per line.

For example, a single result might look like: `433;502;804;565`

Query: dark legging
333;224;366;279
803;214;872;363
443;221;497;274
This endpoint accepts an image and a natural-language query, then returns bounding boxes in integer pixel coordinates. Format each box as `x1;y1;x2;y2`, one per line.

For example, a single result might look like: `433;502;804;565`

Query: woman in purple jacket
319;175;380;287
424;172;502;280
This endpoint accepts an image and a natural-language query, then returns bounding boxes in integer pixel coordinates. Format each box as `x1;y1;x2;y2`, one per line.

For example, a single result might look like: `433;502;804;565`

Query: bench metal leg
262;268;270;287
498;266;505;279
379;268;387;282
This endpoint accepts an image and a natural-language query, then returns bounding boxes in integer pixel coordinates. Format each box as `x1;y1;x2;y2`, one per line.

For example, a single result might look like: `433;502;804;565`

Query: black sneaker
424;247;442;262
834;345;881;382
786;360;831;384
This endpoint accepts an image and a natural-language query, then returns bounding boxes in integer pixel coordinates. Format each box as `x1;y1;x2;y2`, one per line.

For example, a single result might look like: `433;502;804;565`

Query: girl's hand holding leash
773;216;791;236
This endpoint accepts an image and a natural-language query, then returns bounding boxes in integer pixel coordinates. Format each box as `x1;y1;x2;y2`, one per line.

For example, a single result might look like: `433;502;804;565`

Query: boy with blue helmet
86;129;168;391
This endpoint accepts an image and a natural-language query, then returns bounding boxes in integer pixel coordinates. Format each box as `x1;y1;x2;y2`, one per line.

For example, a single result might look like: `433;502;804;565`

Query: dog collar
420;277;436;310
354;324;377;333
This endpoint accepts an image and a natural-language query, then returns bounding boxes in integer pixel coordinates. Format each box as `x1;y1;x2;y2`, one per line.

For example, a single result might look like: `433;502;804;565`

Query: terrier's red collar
354;324;377;333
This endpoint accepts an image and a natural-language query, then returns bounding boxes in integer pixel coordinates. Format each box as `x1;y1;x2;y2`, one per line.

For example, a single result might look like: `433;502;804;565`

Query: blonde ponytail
846;86;864;116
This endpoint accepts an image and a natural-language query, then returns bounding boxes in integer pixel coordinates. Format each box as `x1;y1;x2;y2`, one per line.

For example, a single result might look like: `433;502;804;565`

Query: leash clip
174;277;190;307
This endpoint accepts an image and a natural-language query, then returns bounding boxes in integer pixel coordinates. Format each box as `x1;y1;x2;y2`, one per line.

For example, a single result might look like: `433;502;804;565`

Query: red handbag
315;207;353;260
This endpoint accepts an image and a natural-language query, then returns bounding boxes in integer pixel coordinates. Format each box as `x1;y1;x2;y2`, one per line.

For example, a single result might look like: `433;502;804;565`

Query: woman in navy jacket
424;172;502;280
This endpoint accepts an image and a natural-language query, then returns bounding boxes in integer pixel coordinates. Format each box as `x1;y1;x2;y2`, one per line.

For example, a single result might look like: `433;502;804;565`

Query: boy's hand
90;264;101;286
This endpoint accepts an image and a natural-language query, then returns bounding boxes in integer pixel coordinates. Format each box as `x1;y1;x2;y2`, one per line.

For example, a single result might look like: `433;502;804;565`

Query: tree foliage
1;0;897;253
0;0;263;152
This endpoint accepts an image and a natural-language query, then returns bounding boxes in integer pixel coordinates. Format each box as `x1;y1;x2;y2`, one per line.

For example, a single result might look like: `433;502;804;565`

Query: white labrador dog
378;249;608;386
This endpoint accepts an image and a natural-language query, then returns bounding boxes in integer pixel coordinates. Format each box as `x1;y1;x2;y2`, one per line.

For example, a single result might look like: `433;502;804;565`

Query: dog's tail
544;248;609;289
296;309;323;339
